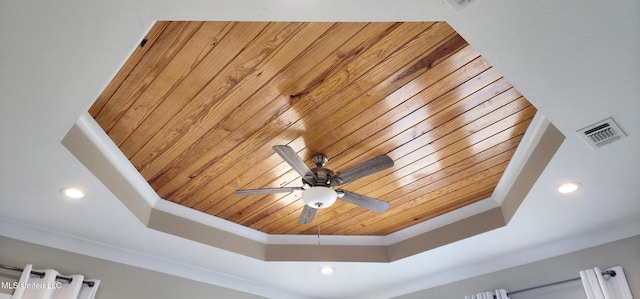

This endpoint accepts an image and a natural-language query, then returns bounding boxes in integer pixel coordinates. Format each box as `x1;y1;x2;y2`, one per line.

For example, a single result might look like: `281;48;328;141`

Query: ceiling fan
235;145;394;224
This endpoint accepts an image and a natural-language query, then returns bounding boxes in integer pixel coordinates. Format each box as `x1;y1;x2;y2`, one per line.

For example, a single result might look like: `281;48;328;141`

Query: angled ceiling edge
61;112;564;262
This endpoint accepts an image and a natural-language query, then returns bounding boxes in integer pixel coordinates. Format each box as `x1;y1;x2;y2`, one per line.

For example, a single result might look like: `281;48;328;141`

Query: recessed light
320;266;334;276
61;187;85;199
557;182;581;194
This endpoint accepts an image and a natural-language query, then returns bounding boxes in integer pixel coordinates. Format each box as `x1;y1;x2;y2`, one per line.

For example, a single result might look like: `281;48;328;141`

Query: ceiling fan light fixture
302;187;337;209
236;145;393;224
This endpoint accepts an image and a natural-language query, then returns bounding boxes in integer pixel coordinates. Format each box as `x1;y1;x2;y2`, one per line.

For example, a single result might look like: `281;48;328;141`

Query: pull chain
317;210;321;245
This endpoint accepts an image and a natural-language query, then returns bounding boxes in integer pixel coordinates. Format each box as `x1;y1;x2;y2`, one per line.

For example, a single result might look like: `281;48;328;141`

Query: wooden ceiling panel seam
306;67;505;194
205;34;476;223
282;34;472;165
112;23;231;148
143;23;340;189
335;65;500;164
142;22;311;198
152;22;402;203
122;22;241;179
125;22;305;180
270;53;490;186
165;21;456;209
337;167;507;235
114;21;270;172
199;96;528;234
374;171;505;235
149;23;370;200
181;24;460;209
106;21;208;144
386;144;519;204
218;71;528;233
272;144;518;234
94;21;202;138
89;21;172;117
292;138;522;235
377;82;520;171
296;109;528;236
216;70;490;224
249;196;308;231
348;83;519;194
213;22;358;132
362;126;528;202
237;192;304;227
109;22;268;169
373;105;535;199
90;21;178;121
274;29;464;164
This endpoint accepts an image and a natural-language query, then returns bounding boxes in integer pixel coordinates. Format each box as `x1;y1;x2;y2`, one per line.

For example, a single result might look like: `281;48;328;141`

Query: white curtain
465;289;510;299
11;264;100;299
580;266;633;299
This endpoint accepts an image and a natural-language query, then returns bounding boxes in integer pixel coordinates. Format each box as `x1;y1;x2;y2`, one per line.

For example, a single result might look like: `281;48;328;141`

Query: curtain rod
0;264;95;287
495;270;616;298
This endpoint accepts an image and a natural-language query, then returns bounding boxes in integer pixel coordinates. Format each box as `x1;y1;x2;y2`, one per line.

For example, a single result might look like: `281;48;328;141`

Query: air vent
445;0;475;12
577;117;627;149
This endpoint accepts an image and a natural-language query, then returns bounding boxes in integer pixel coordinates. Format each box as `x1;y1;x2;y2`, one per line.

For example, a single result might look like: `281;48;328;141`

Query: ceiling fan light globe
302;187;337;209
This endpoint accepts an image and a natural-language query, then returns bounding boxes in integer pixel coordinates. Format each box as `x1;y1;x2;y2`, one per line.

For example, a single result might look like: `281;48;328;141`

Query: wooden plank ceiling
90;21;536;236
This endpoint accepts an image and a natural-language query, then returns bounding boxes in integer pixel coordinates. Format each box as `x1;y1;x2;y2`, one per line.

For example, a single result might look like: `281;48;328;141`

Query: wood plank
126;22;302;174
301;157;510;235
364;165;506;235
291;128;521;234
264;103;535;233
294;120;532;234
341;84;521;196
114;22;270;161
155;22;388;209
95;21;199;137
152;22;395;200
248;69;511;229
138;23;336;185
106;22;234;151
216;27;472;223
363;172;504;235
264;140;518;234
147;23;369;199
305;138;523;235
231;58;497;226
89;21;171;117
370;100;535;199
168;22;433;207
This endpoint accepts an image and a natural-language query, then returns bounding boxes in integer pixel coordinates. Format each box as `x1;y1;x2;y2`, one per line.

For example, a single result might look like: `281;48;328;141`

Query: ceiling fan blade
297;205;317;224
236;187;302;196
272;145;315;179
333;154;393;185
336;189;390;213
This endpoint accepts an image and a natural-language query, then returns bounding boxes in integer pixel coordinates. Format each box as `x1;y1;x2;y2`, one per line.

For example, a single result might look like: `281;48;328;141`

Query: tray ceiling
89;21;535;235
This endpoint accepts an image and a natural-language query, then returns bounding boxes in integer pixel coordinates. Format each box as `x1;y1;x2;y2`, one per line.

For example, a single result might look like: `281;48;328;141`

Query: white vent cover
445;0;475;12
577;117;627;149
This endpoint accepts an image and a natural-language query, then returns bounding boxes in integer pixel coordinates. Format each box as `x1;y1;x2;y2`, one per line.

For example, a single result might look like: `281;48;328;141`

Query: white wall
394;235;640;298
2;235;638;298
0;236;265;299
